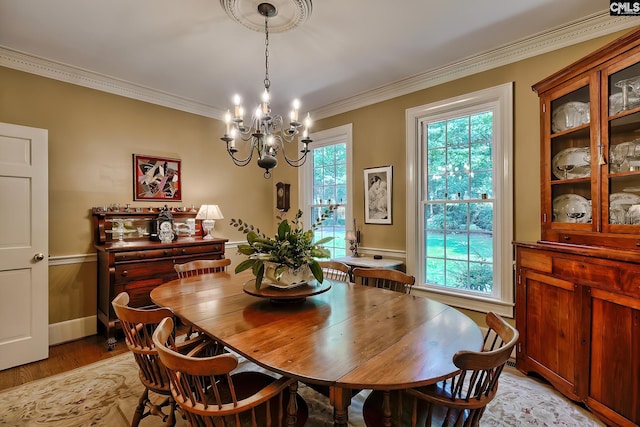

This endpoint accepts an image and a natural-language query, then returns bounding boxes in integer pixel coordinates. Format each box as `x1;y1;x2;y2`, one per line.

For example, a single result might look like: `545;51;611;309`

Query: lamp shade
346;230;356;241
196;205;224;220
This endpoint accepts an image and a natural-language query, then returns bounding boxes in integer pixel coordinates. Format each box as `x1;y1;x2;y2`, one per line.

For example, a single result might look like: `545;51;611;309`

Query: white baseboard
49;315;97;346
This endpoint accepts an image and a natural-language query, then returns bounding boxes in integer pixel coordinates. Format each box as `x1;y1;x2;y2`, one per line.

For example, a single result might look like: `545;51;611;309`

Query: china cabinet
515;28;640;427
92;207;227;347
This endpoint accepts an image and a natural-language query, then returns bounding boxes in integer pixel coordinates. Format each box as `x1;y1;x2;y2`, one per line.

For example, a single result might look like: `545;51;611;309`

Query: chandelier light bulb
233;94;241;118
291;99;300;123
224;110;231;134
261;89;270;115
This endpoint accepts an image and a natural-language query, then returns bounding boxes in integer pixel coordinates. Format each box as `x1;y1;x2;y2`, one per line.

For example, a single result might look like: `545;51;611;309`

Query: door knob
33;253;45;262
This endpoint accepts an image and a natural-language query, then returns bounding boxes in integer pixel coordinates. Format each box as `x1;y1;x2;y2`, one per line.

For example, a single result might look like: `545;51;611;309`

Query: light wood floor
0;334;129;392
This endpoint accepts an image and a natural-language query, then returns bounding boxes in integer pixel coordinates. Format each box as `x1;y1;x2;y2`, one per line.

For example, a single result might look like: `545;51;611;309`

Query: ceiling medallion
219;0;312;33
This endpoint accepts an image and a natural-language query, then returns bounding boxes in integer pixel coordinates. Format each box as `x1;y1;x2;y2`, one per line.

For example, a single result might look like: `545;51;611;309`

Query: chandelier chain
264;13;270;91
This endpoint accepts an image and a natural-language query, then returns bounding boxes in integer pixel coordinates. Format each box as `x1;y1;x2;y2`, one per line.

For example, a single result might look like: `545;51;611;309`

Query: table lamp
346;218;361;257
196;204;224;240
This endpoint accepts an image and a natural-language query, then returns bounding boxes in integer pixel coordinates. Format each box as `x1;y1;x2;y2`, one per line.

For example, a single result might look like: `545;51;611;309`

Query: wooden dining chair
111;292;212;427
152;316;309;427
174;258;231;339
352;267;415;294
174;258;231;278
363;311;519;427
319;260;350;282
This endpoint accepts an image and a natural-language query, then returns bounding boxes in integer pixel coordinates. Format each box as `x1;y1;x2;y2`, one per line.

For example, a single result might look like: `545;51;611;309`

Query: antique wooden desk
150;270;482;425
92;207;226;346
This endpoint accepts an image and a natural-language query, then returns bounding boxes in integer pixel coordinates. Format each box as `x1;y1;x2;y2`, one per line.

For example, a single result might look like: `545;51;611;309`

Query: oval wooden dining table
150;269;483;426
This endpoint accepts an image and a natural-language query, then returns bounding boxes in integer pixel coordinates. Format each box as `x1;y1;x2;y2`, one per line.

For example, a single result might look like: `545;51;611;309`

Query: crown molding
1;12;639;121
313;12;640;119
0;47;226;119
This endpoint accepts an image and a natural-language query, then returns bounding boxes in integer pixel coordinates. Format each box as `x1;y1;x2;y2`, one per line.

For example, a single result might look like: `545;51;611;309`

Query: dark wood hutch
92;206;227;348
514;28;640;427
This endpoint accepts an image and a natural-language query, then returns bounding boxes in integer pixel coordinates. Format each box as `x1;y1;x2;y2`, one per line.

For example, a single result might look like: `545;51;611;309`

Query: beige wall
1;66;277;323
0;28;630;329
311;30;629;326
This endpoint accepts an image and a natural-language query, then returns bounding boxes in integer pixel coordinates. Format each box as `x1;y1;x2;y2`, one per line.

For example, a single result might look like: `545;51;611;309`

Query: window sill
411;286;514;318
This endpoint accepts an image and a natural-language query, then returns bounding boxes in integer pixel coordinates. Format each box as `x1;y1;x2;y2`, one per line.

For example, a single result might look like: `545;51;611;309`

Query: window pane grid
423;112;494;295
311;143;347;258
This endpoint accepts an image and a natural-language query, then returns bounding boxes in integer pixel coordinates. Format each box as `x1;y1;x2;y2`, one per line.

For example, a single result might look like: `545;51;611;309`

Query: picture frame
364;165;392;224
133;154;182;201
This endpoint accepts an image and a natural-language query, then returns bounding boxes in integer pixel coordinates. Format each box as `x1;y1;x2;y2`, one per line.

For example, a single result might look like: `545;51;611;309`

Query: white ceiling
0;1;638;120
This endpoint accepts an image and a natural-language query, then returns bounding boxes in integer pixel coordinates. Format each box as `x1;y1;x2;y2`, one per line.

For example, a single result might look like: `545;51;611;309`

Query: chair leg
286;382;299;427
132;388;149;427
164;396;177;427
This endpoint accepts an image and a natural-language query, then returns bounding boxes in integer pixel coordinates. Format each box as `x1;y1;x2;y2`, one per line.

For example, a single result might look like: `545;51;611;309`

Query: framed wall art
133;154;182;201
364;165;392;224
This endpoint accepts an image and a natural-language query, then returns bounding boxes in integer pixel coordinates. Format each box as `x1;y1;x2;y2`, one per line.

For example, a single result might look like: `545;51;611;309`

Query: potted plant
231;206;337;289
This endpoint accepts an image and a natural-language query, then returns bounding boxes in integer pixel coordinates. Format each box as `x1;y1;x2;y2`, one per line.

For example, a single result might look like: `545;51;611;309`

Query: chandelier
220;2;312;179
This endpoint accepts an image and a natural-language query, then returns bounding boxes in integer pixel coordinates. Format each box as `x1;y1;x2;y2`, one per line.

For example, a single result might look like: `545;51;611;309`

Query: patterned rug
0;353;604;426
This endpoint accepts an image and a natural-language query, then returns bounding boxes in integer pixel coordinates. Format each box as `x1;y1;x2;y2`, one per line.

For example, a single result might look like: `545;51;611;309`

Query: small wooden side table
332;255;404;281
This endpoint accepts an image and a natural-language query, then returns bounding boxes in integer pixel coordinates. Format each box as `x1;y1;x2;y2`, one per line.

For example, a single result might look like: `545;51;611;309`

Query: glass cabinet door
548;84;593;228
604;59;640;232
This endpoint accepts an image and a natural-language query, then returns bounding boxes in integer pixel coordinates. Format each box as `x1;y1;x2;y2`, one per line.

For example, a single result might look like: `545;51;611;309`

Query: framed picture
364;165;392;224
133;154;182;201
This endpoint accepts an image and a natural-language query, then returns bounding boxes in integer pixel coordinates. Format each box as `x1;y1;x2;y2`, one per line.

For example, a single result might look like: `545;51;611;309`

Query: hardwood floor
0;334;129;392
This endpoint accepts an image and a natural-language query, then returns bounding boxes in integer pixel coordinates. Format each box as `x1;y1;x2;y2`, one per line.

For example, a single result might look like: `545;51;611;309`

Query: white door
0;122;49;370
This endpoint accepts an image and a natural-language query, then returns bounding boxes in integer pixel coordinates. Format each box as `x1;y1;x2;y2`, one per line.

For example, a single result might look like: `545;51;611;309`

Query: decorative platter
263;280;310;289
551;101;590;133
243;278;332;303
552;194;591;223
551;147;590;180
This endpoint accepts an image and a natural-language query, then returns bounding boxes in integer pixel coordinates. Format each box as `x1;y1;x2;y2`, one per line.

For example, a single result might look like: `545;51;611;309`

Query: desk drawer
175;243;223;257
115;248;172;262
518;248;552;273
114;244;223;262
114;259;176;284
553;258;619;286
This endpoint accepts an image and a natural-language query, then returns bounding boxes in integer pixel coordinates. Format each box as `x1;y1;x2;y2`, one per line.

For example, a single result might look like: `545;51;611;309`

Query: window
300;124;353;259
406;83;513;317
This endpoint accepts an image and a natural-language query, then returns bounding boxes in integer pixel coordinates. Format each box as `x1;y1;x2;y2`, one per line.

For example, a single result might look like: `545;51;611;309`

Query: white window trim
299;123;354;231
406;83;514;318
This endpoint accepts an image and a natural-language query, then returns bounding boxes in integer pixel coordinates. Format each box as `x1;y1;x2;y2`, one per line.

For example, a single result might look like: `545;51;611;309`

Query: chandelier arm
279;142;311;167
236;131;259;142
222;139;260;167
227;148;254;166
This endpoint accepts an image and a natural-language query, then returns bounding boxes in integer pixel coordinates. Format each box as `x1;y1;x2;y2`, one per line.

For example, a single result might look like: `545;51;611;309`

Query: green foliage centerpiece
231;206;337;289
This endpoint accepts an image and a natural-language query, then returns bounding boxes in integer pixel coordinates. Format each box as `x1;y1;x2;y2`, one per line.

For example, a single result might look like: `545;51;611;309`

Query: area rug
0;353;604;426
